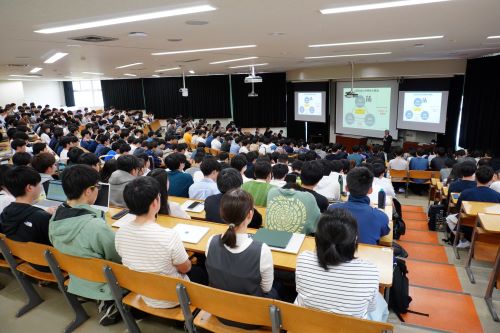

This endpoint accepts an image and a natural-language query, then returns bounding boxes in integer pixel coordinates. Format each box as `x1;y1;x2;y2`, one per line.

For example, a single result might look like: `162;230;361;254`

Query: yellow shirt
183;132;192;144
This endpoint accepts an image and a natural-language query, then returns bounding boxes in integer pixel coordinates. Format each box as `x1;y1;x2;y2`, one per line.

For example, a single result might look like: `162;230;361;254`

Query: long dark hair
220;188;254;248
315;208;358;270
148;169;170;215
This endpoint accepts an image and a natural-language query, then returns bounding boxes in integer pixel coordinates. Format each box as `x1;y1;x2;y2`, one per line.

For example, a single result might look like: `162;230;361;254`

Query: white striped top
115;221;189;308
295;250;379;319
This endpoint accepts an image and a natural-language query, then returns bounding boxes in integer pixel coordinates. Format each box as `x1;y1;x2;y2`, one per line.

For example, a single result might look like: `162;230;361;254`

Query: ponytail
221;223;237;248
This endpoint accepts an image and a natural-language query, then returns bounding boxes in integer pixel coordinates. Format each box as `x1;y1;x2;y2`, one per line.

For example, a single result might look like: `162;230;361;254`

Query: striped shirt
295;250;379;319
115;221;189;308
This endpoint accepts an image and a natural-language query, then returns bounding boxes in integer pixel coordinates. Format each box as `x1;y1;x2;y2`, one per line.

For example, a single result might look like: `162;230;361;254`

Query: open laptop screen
94;183;110;208
46;181;67;202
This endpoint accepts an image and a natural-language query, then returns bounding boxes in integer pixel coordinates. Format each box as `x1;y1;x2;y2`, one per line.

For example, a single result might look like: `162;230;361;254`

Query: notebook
173;224;209;243
267;233;306;254
252;228;293;249
111;213;137;228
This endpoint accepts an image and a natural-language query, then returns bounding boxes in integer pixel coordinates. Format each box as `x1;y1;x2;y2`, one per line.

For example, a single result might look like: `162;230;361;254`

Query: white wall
0;80;65;108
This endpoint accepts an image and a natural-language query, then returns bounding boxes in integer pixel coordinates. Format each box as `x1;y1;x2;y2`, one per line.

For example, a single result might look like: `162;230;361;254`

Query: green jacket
266;187;320;235
49;203;121;300
241;180;276;207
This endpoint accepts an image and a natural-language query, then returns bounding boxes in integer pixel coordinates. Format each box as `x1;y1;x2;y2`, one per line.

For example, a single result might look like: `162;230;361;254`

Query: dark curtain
62;81;75;107
460;55;500;154
142;75;231;119
286;81;330;143
101;79;145;110
231;73;286;127
398;76;464;148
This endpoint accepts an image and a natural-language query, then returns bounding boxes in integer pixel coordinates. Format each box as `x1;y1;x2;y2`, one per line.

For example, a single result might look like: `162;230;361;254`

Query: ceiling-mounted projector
345;61;358;98
244;75;262;84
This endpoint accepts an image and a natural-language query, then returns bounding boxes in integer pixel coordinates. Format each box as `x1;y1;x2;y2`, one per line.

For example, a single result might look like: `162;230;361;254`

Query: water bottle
378;188;386;209
338;175;345;196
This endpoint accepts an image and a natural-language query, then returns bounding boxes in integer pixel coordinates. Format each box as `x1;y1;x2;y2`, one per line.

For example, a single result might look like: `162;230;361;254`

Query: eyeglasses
90;184;101;191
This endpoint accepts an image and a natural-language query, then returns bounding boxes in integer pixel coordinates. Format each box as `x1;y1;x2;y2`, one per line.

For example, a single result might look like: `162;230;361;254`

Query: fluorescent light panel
487;35;500;39
152;45;256;56
44;52;68;63
229;63;268;69
35;5;216;34
116;62;143;69
29;67;43;73
209;56;258;64
320;0;450;14
123;73;137;77
152;74;160;77
188;70;195;74
309;35;443;47
305;52;392;59
154;67;180;72
82;72;104;75
9;74;39;78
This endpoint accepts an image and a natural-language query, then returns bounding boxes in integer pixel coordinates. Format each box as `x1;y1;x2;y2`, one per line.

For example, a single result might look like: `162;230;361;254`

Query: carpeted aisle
397;205;483;333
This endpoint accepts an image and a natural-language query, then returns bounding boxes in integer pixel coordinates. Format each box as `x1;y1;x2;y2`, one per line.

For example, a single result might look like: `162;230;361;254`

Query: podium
335;135;368;153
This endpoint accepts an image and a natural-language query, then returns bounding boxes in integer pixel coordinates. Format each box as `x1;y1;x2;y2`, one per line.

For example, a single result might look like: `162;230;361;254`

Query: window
72;80;103;107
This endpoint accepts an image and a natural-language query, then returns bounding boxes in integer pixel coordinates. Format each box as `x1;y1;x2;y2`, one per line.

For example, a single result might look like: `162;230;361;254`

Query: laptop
35;180;67;208
91;183;110;212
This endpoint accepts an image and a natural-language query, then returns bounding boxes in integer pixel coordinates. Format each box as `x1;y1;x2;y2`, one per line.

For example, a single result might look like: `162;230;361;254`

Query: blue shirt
80;139;98;153
328;195;390;245
449;179;476;194
205;135;213;148
347;153;363;166
457;186;500;209
230;142;240;154
188;178;220;200
409;157;429;183
168;170;194;198
94;144;107;157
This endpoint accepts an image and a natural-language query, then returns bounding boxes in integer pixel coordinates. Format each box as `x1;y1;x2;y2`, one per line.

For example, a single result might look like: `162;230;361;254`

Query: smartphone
187;202;201;210
111;209;129;220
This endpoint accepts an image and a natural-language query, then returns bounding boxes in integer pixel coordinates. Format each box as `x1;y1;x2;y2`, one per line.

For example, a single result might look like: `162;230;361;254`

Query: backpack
427;204;444;231
389;259;428;321
392;198;406;240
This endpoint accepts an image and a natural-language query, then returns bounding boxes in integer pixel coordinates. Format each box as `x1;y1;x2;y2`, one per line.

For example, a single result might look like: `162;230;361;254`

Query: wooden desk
462;202;500;216
478;213;500;233
169;196;267;222
442;186;448;198
106;208;393;287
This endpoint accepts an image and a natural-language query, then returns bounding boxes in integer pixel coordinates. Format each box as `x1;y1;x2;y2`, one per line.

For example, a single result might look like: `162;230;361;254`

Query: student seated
165;153;193;198
300;160;329;212
12;152;32;166
147;169;190;219
368;163;396;205
430;147;450;171
205;189;275;328
241;160;276;207
115;177;192;308
328;167;390;245
31;152;57;190
491;169;500;193
312;160;340;203
0;166;51;245
78;152;100;171
266;184;320;235
49;165;121;326
109;155;141;207
448;161;477;193
205;168;262;228
188;157;221;200
230;154;251;183
447;166;500;248
0;165;15;214
270;163;288;187
295;209;388;322
347;145;364;166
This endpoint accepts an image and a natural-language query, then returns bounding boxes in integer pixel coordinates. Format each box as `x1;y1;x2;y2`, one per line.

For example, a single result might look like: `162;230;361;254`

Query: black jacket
205;193;262;229
0;202;51;245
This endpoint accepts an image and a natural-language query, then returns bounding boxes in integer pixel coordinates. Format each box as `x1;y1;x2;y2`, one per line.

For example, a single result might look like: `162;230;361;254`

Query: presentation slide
397;91;449;133
335;80;398;138
294;91;326;123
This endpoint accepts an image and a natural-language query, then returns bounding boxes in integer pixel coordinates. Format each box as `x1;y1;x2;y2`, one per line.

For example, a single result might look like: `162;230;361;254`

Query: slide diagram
297;92;322;117
402;92;442;124
343;87;391;131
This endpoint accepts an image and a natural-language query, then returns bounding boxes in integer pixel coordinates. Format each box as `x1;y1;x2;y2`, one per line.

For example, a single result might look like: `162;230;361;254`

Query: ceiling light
309;35;443;47
65;76;82;79
66;44;81;47
320;0;450;14
128;32;148;37
305;52;392;59
29;67;43;73
487;35;500;39
123;73;137;77
152;74;160;77
82;72;104;75
34;5;216;34
229;63;268;69
154;67;180;72
44;52;68;63
188;70;195;74
210;56;258;65
9;74;39;78
115;62;143;69
152;44;257;56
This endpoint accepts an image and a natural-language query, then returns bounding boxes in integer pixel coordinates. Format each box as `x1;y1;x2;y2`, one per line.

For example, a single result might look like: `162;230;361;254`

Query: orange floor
398;205;483;332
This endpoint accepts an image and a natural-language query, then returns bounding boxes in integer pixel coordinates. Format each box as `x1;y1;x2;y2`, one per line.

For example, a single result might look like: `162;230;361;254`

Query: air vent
176;59;201;63
69;35;118;43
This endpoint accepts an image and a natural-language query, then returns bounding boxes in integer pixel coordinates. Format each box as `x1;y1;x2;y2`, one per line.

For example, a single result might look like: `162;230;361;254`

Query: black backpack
392;198;406;240
389;259;428;321
427;204;444;231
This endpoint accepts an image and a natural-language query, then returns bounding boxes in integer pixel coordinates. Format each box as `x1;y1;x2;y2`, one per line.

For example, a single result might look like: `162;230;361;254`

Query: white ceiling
1;0;500;80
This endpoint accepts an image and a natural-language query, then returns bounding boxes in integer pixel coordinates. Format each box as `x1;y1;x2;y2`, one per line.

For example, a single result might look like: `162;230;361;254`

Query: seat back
1;237;52;267
209;148;220;156
431;170;441;179
44;248;108;283
104;261;181;302
179;280;274;327
408;170;433;181
389;169;407;179
272;300;393;333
